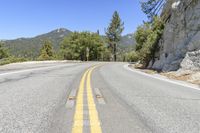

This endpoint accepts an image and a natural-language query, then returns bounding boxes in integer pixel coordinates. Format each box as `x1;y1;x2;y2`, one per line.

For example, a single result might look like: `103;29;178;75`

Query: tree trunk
113;43;117;61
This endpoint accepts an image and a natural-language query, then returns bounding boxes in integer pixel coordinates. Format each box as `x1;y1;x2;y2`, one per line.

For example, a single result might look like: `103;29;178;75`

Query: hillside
120;34;135;47
2;29;135;59
102;34;135;51
2;28;72;59
119;34;135;51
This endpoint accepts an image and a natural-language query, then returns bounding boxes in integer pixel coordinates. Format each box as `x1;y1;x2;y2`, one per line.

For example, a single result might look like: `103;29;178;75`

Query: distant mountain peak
50;28;70;34
56;28;68;33
35;28;72;39
3;28;72;58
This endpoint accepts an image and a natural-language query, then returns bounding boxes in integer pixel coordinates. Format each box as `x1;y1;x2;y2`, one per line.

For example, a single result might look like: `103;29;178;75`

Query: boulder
181;50;200;71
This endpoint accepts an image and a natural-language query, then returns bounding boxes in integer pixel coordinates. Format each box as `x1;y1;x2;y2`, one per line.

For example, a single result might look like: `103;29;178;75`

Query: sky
0;0;147;39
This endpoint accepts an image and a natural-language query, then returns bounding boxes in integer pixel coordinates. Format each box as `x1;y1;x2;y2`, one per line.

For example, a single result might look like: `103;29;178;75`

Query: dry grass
129;64;159;74
161;72;190;80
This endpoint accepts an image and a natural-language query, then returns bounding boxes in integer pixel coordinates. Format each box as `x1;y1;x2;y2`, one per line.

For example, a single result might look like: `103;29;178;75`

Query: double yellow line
72;66;102;133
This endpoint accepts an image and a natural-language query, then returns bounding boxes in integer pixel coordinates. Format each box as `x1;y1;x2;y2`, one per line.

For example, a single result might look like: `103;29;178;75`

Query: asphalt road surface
0;62;200;133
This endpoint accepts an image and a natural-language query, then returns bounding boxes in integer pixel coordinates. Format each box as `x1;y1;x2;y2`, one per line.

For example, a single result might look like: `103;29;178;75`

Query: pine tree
106;11;124;61
0;43;9;59
38;40;54;60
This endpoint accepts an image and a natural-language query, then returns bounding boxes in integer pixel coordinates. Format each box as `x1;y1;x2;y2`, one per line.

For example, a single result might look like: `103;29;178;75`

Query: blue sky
0;0;147;39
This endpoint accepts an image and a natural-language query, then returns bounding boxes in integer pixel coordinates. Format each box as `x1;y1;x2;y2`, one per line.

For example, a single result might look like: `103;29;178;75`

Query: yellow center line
72;65;103;133
86;66;102;133
72;69;90;133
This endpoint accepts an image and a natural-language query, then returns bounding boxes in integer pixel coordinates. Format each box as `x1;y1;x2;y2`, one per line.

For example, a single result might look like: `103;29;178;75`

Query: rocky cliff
152;0;200;71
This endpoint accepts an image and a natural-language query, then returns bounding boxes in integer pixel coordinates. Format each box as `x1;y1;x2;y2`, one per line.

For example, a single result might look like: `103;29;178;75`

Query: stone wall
152;0;200;71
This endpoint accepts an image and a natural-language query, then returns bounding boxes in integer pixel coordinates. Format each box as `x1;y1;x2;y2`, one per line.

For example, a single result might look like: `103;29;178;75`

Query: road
0;62;200;133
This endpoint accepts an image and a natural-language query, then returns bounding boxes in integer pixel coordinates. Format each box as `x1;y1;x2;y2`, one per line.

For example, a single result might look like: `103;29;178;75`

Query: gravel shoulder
129;64;200;87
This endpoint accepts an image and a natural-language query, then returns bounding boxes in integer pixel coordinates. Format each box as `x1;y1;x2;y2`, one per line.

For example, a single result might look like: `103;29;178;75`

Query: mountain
120;34;135;47
2;28;72;59
119;34;135;52
101;33;135;50
2;28;135;59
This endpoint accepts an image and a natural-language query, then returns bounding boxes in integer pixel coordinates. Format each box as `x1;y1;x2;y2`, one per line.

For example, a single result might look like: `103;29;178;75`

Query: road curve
0;62;200;133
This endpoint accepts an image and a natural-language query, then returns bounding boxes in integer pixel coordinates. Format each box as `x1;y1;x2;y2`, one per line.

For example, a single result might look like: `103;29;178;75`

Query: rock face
152;0;200;71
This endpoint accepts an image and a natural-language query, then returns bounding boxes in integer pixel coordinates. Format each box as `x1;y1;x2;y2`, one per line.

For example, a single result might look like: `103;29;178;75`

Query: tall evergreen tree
38;40;54;60
106;11;124;61
0;43;9;59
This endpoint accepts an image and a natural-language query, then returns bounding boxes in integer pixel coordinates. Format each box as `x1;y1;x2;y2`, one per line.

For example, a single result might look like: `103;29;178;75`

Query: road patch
94;88;106;105
66;88;77;108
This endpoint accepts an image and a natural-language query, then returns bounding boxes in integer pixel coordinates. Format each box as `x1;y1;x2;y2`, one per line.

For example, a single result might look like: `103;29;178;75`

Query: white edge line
0;64;75;76
123;64;200;91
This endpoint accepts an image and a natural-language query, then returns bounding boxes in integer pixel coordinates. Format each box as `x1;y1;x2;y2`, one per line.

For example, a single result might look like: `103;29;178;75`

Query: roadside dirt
129;64;200;86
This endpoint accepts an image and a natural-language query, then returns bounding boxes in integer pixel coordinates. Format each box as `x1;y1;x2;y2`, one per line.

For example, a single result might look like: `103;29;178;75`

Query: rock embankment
152;0;200;72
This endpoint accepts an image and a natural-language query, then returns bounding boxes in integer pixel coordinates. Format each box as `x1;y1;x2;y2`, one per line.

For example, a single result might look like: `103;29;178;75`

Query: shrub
0;57;27;65
0;43;9;59
127;51;139;62
134;17;164;67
